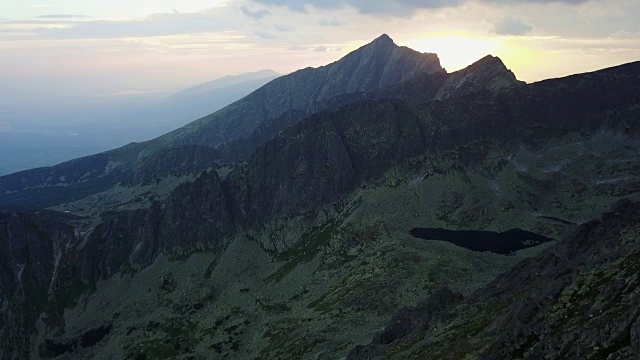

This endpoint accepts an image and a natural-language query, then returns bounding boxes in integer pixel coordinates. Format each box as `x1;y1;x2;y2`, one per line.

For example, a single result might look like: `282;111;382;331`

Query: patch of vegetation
435;191;465;224
203;257;219;279
260;319;324;360
318;221;382;271
256;299;291;314
289;286;310;301
123;317;199;360
265;220;340;283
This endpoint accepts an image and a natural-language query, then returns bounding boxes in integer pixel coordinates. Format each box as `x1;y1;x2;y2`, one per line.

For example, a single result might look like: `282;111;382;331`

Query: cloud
319;17;346;27
273;23;294;31
1;11;241;39
35;14;87;19
313;45;327;52
252;0;463;16
493;16;534;35
487;0;588;4
95;90;167;97
608;30;640;39
25;4;55;8
241;5;272;20
252;0;591;17
287;45;308;51
255;30;276;39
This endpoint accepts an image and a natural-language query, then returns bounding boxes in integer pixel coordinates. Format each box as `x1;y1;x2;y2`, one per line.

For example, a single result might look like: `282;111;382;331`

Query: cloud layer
241;6;272;19
493;16;534;35
1;0;639;103
252;0;590;16
0;11;239;39
36;14;88;19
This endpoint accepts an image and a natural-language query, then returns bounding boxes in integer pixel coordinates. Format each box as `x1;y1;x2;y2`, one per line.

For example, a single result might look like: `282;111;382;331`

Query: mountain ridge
166;69;280;100
156;33;444;148
1;50;640;358
0;34;513;211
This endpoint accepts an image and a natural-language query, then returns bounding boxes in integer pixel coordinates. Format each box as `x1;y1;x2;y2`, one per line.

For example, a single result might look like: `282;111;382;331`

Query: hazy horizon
0;67;280;175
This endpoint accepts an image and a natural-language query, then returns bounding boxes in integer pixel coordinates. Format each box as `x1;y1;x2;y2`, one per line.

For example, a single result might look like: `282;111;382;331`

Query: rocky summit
1;35;640;360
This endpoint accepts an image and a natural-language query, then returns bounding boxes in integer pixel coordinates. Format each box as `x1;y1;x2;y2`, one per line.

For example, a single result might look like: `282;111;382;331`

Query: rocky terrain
348;199;640;359
1;35;640;359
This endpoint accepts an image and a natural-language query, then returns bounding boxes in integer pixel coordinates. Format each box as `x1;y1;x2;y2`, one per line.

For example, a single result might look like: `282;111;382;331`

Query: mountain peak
471;55;508;71
434;54;522;99
451;55;515;79
371;33;395;46
363;34;398;51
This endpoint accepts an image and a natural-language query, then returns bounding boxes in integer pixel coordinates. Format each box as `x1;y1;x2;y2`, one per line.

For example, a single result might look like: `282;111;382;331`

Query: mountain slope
2;57;640;359
141;70;281;136
0;34;447;211
169;69;280;99
0;36;521;214
347;199;640;359
0;71;279;178
156;34;444;149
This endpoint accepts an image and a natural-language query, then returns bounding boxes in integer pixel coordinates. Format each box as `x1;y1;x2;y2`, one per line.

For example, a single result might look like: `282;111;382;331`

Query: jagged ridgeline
1;34;640;359
0;34;445;210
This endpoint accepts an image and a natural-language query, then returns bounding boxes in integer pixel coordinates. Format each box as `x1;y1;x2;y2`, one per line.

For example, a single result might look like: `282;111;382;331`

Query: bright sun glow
402;35;503;72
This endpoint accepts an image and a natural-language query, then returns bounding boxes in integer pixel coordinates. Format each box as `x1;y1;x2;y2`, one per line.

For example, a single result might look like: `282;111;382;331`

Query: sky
1;0;640;108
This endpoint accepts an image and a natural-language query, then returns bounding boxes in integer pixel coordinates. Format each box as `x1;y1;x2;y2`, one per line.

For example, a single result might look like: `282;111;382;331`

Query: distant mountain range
1;34;640;360
138;69;281;138
168;69;280;101
0;69;279;177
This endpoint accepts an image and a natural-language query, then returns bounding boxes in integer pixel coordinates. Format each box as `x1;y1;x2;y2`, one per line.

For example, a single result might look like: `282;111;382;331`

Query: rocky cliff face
217;54;524;166
226;59;640;229
0;212;78;360
0;172;238;358
79;170;235;281
124;145;219;186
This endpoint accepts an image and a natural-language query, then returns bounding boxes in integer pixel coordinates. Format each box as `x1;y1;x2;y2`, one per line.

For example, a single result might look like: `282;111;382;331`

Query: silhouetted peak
372;34;394;45
361;34;397;51
468;55;508;72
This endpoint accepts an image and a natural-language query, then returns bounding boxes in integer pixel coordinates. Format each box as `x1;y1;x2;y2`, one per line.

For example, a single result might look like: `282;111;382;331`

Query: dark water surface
409;228;555;255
